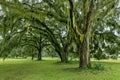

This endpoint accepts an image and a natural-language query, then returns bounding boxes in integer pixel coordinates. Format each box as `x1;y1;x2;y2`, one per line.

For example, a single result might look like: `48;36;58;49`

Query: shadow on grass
62;67;81;73
62;66;105;75
53;61;79;65
34;60;46;61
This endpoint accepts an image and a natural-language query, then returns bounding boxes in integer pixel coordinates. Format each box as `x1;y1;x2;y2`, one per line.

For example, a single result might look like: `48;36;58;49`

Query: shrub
93;63;104;70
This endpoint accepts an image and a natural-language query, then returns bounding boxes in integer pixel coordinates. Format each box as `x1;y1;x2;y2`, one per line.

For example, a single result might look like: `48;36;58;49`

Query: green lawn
0;58;120;80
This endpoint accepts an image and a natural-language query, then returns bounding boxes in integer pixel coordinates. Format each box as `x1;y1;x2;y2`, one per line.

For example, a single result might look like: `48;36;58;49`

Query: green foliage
93;63;105;70
93;52;109;60
111;55;118;60
0;0;120;64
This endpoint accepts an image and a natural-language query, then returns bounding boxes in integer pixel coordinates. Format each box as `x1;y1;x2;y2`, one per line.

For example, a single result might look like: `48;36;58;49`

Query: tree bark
79;35;91;68
56;49;68;63
78;0;94;68
64;44;69;63
68;0;93;68
61;52;68;63
37;49;42;61
31;54;34;60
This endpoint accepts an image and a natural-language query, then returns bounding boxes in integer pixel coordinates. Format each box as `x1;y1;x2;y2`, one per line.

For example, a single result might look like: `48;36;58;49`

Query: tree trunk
79;35;91;68
64;44;69;63
56;49;68;63
68;0;93;68
61;52;68;63
64;52;68;63
37;49;42;61
31;54;34;60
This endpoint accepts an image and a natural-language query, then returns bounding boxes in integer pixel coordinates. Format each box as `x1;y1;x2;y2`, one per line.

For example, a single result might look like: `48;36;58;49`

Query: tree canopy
0;0;120;68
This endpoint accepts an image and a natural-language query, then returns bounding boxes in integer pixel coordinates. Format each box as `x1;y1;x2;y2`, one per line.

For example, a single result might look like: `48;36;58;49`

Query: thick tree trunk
64;44;69;63
79;35;91;68
61;54;66;62
61;52;68;63
68;0;93;68
37;49;42;61
56;49;68;63
64;52;68;63
78;0;93;68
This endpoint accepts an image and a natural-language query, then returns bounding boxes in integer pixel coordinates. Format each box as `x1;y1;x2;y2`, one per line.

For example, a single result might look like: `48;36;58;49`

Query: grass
0;58;120;80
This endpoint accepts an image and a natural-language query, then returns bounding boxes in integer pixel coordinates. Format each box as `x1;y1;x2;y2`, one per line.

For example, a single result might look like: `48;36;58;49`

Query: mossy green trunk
79;35;91;68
